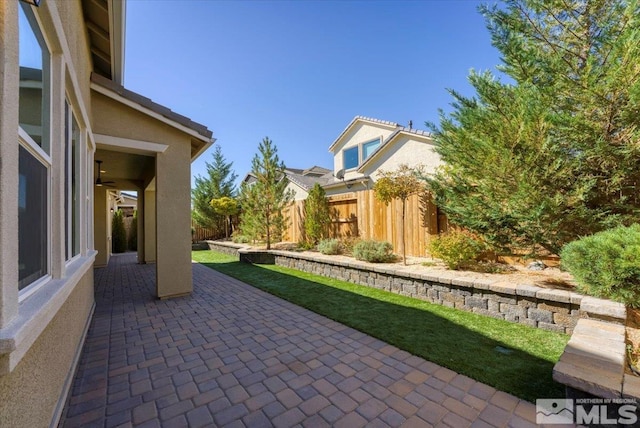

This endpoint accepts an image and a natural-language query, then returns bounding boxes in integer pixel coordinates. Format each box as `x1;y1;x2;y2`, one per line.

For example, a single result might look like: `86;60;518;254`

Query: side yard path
60;253;537;427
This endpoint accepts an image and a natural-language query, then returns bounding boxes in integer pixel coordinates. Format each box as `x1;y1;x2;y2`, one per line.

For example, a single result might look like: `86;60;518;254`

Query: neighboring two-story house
251;116;441;199
323;116;441;196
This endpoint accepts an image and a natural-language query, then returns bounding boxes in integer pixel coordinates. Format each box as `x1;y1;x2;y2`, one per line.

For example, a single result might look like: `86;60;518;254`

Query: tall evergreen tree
304;183;332;246
427;0;640;255
238;137;294;249
191;145;238;235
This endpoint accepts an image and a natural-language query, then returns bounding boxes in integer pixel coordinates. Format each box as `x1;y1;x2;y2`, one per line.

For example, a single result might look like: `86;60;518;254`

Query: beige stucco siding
92;92;189;145
287;181;309;201
55;0;93;116
0;269;94;428
332;122;396;180
363;137;440;180
156;142;192;298
91;91;195;297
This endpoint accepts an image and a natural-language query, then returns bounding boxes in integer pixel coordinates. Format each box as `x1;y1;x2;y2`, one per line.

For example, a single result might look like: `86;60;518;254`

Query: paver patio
60;252;538;427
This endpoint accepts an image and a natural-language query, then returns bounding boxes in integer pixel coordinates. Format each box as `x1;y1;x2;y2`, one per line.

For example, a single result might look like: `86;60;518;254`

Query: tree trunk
402;200;406;265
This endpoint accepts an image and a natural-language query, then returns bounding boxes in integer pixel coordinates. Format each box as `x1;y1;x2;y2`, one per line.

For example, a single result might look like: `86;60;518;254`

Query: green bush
560;225;640;307
111;210;127;253
353;240;394;263
128;210;138;251
428;229;485;270
318;238;341;255
231;231;250;244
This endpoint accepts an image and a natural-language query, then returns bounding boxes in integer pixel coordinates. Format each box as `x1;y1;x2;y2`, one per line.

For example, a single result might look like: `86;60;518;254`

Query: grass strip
192;250;569;402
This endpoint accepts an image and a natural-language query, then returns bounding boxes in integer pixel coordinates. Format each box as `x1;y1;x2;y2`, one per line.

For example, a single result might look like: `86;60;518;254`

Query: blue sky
124;0;504;189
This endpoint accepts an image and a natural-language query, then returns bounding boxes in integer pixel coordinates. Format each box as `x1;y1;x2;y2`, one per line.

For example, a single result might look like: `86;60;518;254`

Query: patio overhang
90;73;215;298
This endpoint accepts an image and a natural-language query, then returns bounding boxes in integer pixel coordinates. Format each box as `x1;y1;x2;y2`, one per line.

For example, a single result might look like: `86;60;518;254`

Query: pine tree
427;0;640;255
304;183;332;246
238;137;294;250
191;145;238;235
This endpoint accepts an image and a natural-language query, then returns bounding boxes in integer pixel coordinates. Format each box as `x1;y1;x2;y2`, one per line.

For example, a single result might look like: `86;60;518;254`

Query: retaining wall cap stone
580;297;626;321
488;282;517;295
472;279;493;290
553;360;622;399
451;278;475;288
536;288;571;303
565;336;625;364
515;284;540;297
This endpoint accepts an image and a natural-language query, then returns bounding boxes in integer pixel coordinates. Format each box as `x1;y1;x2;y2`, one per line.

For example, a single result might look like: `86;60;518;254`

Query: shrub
111;210;127;253
560;225;640;307
318;238;341;255
231;231;250;244
339;237;360;256
297;240;315;251
428;229;485;270
353;240;394;263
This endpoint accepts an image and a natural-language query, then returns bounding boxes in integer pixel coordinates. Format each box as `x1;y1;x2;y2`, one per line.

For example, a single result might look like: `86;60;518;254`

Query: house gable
358;129;439;178
328;117;399;180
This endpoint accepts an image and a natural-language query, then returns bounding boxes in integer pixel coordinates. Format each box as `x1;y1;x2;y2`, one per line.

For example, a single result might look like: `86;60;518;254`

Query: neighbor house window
18;4;51;290
65;102;81;260
343;146;359;170
362;138;381;160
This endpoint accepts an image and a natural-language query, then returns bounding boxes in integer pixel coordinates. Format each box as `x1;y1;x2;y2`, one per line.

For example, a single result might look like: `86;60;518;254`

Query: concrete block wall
270;252;581;334
204;242;583;334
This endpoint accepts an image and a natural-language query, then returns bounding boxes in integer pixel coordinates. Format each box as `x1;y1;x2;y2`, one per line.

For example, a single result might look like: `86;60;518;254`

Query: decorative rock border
204;241;582;334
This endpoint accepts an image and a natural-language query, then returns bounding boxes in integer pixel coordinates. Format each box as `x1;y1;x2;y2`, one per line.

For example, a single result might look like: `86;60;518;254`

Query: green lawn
192;250;569;402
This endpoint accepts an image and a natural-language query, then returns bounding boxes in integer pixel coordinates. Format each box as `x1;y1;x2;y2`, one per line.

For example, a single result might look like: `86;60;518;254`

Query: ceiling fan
95;160;116;187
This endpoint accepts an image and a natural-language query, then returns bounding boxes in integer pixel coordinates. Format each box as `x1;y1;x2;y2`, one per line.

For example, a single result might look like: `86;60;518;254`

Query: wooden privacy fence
284;190;447;257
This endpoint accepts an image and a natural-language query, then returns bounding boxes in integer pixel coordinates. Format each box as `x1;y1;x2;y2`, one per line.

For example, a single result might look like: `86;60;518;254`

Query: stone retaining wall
204;240;249;257
204;241;582;334
268;251;581;334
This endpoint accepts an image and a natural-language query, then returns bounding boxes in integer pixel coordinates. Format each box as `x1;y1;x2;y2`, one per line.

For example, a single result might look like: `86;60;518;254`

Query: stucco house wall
330;121;397;181
0;1;97;426
361;135;440;180
0;1;213;425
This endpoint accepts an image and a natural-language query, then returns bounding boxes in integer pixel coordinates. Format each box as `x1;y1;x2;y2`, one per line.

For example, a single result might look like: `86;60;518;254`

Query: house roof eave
327;116;400;153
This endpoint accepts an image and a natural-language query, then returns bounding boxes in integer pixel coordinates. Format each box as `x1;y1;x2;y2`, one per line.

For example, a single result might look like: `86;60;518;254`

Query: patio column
93;187;110;267
155;140;192;298
136;186;145;264
144;188;156;263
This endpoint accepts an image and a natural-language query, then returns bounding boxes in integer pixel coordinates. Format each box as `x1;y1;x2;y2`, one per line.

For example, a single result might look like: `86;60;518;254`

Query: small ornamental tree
210;196;240;238
304;183;332;246
111;210;127;253
374;164;424;265
238;137;294;249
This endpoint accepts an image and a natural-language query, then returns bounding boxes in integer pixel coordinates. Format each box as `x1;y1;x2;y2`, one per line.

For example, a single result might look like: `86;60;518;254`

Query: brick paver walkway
60;253;538;427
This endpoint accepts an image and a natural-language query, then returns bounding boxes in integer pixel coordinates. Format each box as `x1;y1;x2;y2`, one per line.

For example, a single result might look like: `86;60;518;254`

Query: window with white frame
343;146;359;170
65;102;81;260
362;138;381;161
18;4;51;290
